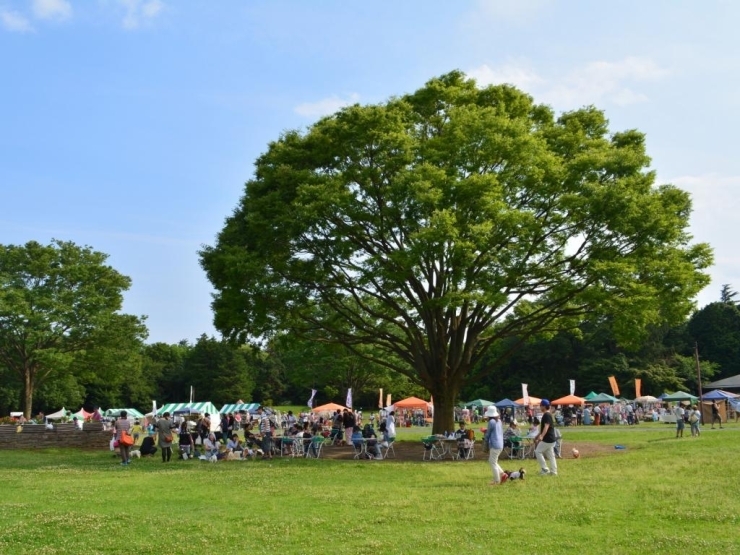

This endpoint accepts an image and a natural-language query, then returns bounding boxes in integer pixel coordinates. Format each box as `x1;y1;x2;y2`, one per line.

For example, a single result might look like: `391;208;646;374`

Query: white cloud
32;0;72;20
294;93;361;118
0;9;33;32
118;0;165;30
468;62;544;90
468;56;669;109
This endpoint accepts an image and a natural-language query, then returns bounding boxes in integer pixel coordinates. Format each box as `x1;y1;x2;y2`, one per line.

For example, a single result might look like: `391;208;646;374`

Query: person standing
114;411;132;466
534;399;558;476
384;410;396;443
343;409;356;447
711;401;723;429
674;404;685;438
257;406;273;460
689;405;701;437
157;412;175;462
483;406;505;485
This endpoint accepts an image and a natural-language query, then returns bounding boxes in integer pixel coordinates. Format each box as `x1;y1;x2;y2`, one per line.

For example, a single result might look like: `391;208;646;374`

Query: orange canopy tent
514;396;542;406
551;394;586;405
393;396;432;410
311;402;347;413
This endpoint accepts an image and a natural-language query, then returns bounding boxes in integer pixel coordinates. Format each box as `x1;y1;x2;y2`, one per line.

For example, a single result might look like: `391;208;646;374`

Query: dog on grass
502;467;526;481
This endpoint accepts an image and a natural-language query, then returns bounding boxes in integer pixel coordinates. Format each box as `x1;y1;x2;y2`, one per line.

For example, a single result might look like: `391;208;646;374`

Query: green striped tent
219;403;260;414
157;402;219;417
105;408;145;419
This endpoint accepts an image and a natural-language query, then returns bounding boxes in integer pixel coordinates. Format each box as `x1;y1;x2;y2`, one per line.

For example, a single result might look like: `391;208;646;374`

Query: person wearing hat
534;399;558;476
483;406;506;485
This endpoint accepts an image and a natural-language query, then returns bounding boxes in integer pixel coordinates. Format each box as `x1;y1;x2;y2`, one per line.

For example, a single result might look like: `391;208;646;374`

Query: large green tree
201;72;712;432
0;240;146;417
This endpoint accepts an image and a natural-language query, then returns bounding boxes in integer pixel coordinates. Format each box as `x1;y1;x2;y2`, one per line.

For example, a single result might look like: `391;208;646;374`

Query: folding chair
306;436;325;459
505;437;524;459
352;439;366;460
455;439;475;460
380;437;396;459
329;427;343;446
422;436;442;460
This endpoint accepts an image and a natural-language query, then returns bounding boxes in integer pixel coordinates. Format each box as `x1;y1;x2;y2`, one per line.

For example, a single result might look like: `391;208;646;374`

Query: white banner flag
378;388;383;408
346;388;353;409
569;380;575;395
152;400;157;415
307;389;317;408
522;384;529;406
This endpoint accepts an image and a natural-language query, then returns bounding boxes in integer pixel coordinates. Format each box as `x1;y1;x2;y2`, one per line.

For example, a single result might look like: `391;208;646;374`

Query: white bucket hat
484;406;499;419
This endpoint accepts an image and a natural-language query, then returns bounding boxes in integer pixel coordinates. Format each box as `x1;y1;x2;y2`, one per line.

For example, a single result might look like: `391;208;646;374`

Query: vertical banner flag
569;380;576;396
386;394;392;408
522;384;529;406
346;388;353;409
152;400;157;415
190;386;194;403
608;376;620;396
307;389;317;408
379;388;383;408
635;378;642;399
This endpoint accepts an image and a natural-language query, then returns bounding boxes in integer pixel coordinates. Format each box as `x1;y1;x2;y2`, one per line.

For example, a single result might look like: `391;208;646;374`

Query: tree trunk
23;366;34;420
428;379;460;434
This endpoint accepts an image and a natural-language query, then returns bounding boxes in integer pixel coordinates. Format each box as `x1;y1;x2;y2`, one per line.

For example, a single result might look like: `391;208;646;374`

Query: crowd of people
112;406;400;466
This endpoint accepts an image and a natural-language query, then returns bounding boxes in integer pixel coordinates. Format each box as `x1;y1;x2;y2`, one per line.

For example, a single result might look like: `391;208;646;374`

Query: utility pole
694;342;704;423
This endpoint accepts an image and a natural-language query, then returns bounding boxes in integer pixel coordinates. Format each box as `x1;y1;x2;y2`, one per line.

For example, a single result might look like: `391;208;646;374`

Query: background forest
1;285;738;416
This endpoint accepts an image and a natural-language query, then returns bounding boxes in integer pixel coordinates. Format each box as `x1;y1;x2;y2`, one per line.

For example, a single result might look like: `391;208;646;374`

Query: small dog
130;449;141;459
502;467;526;481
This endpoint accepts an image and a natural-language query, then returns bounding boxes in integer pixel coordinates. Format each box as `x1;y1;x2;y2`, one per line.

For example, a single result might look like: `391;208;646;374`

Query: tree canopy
201;71;712;432
0;240;147;417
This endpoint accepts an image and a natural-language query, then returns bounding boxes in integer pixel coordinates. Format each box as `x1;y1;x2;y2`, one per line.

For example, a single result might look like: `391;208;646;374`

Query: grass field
1;422;739;554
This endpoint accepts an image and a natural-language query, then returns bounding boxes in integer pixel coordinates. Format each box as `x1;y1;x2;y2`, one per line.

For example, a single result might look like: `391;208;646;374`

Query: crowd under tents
157;402;220;432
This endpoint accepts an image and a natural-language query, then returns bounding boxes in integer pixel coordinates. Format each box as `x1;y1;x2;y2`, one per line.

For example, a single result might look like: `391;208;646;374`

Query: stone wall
0;424;110;450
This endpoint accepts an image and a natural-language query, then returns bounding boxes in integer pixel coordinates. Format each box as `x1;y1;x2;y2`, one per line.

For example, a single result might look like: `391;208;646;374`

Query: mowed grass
1;423;739;555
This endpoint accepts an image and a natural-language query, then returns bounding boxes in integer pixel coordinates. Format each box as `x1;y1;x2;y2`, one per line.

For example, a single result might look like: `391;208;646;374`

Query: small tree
0;240;145;417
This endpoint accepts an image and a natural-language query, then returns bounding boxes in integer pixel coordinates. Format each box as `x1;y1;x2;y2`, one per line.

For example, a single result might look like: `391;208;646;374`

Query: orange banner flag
608;376;620;396
635;378;642;399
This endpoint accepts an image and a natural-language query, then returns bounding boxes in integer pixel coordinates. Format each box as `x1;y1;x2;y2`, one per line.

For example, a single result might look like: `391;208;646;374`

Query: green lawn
0;422;738;554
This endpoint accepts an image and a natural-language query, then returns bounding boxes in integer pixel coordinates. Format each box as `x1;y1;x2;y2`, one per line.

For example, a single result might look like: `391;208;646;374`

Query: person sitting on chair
362;423;380;459
454;421;473;458
351;426;369;458
503;421;521;453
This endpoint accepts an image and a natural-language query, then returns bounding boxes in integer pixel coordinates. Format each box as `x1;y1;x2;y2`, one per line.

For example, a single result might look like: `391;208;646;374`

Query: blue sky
2;0;739;344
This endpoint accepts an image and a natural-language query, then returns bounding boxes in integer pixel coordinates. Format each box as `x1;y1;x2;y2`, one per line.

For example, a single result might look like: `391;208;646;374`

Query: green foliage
688;302;740;379
200;71;711;431
0;240;147;416
179;334;256;406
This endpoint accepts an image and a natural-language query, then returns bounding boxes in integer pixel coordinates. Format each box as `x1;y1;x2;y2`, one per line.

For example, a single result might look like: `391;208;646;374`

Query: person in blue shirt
483;406;505;485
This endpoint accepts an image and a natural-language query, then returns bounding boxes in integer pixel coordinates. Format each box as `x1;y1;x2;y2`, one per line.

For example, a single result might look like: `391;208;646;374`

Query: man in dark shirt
534;399;558;476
